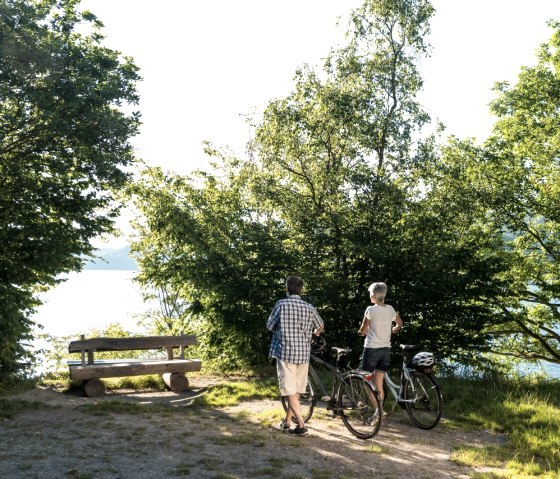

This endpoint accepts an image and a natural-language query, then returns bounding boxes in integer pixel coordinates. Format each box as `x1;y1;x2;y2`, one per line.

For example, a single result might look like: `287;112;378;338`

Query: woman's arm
358;317;370;336
392;312;403;333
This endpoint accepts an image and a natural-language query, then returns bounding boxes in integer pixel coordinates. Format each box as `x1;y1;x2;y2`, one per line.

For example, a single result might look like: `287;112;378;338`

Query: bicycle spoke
403;372;442;429
339;374;382;439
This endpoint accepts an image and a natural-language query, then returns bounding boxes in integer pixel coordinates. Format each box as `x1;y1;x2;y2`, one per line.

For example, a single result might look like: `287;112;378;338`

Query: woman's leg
374;371;385;405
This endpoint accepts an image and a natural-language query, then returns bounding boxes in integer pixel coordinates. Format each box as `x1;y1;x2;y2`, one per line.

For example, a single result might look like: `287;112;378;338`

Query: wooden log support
83;379;105;398
163;372;189;392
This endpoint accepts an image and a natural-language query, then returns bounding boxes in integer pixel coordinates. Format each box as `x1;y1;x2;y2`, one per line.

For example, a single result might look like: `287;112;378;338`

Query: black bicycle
281;336;382;440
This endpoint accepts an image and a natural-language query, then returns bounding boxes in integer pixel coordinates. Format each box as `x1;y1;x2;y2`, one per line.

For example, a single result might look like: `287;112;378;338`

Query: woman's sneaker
288;425;309;436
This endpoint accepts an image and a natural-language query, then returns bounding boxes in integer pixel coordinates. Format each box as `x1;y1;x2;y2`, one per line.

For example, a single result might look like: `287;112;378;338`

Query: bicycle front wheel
338;374;382;439
281;377;315;423
403;371;442;429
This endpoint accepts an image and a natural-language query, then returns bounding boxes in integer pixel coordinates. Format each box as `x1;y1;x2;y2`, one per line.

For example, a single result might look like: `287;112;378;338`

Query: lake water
32;270;149;338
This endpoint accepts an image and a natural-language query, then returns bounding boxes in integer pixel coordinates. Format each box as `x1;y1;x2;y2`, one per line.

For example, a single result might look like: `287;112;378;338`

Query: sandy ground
0;378;506;479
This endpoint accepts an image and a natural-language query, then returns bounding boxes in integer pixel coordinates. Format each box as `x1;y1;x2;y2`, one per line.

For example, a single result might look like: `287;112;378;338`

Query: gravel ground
0;378;507;479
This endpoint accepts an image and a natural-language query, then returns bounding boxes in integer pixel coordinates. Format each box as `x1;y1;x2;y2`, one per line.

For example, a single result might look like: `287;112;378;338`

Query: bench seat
68;358;202;380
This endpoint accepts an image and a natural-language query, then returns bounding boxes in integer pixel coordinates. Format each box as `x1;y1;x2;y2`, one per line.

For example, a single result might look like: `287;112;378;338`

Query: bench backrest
68;334;197;353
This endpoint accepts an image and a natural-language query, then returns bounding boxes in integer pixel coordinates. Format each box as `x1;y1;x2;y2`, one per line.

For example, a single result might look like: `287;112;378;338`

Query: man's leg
286;393;305;428
283;396;294;426
278;360;305;429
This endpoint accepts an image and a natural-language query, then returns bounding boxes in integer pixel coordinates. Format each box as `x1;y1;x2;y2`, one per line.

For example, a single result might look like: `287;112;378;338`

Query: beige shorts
277;360;309;396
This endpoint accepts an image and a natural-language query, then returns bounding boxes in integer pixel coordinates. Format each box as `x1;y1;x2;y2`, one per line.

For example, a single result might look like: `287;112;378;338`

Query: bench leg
162;372;189;393
83;379;106;397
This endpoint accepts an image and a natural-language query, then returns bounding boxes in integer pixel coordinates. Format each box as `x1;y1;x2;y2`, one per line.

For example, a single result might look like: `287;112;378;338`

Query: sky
78;0;560;247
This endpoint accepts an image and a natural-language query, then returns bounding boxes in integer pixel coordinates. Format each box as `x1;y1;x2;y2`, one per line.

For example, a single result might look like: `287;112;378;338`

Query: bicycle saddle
332;347;352;356
399;344;418;352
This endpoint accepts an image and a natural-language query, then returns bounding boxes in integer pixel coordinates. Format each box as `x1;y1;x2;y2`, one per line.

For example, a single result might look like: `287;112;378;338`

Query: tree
250;0;435;339
130;0;509;368
249;0;504;360
129;164;297;369
454;22;560;366
0;0;140;379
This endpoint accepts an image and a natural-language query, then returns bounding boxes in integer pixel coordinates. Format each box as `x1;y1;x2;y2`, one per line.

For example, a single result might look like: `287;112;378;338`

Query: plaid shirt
266;295;324;364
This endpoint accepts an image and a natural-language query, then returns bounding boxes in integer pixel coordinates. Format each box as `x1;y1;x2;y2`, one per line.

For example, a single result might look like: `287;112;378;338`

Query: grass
364;443;391;455
211;430;267;447
192;377;279;407
0;398;54;419
254;406;285;428
441;375;560;478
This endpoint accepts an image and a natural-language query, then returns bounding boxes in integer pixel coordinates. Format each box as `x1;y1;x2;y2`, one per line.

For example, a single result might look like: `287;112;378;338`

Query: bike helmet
412;352;435;368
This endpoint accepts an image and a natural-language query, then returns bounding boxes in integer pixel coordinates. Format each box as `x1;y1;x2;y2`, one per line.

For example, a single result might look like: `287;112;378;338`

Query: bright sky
79;0;560;247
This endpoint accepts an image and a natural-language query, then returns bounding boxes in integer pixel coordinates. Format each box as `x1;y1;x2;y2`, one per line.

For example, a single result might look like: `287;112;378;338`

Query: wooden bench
68;334;202;397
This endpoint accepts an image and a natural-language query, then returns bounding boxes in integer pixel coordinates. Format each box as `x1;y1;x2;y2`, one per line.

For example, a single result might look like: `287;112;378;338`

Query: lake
32;270;149;338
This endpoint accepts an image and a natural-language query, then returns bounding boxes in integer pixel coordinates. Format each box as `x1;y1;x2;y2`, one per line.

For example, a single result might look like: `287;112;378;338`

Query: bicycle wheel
338;374;382;439
403;371;442;429
281;377;315;423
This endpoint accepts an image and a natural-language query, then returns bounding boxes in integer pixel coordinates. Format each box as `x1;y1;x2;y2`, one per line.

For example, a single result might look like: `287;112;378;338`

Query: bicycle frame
309;353;341;401
384;359;417;406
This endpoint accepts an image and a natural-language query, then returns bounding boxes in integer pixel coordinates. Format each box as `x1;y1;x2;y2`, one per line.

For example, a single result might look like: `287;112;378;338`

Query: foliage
129;165;297;369
129;0;511;366
239;0;506;360
0;0;140;379
482;22;560;366
436;22;560;367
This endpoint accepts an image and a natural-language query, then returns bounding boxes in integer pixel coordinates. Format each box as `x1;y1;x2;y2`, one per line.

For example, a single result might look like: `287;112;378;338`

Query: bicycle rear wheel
281;377;315;423
338;374;382;439
403;371;442;429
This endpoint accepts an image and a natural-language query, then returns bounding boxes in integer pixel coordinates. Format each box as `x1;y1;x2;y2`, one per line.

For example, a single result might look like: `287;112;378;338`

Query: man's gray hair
368;282;387;301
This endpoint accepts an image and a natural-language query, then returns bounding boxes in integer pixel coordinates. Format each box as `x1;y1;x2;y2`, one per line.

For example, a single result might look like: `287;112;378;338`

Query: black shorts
360;347;390;373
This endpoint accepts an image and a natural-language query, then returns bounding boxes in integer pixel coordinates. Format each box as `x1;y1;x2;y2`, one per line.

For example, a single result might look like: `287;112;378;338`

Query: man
267;275;324;436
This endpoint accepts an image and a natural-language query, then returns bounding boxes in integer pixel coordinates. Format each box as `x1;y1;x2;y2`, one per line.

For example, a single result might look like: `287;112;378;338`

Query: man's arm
312;309;324;335
266;304;280;331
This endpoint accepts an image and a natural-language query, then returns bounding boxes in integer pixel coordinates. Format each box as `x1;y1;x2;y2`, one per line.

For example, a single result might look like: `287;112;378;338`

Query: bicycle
281;336;382;440
383;344;442;429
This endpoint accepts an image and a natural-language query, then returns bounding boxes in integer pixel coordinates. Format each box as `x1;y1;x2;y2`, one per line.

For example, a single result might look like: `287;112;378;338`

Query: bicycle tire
281;377;315;423
338;373;382;439
403;371;442;429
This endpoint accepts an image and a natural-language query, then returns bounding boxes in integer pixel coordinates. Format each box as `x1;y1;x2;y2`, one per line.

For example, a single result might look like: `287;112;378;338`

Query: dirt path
0;380;505;479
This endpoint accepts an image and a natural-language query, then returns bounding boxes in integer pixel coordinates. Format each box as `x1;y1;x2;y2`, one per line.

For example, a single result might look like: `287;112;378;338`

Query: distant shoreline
83;246;138;271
